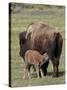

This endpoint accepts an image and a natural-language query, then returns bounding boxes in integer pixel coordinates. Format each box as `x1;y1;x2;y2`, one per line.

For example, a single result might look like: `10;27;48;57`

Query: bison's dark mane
19;31;27;44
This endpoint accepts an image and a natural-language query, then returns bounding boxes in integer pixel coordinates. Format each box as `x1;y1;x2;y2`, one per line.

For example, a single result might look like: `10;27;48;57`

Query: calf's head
40;53;49;67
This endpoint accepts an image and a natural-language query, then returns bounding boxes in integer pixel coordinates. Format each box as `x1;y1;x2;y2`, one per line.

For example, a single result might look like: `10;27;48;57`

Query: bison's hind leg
52;58;59;77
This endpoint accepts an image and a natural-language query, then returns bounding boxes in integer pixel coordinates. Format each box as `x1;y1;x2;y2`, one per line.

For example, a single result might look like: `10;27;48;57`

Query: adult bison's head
19;31;28;58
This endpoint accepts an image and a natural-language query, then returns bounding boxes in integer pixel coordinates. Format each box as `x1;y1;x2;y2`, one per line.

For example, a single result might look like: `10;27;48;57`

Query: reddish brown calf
23;50;49;79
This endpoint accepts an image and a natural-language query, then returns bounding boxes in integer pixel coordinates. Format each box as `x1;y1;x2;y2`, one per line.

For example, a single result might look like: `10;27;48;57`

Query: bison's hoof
53;73;59;77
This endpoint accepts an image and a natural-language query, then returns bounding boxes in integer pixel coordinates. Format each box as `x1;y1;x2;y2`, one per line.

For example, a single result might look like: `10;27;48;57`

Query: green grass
10;6;65;87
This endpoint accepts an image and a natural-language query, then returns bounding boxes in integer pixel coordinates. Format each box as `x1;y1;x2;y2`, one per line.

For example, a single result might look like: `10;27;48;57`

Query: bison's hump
26;22;58;39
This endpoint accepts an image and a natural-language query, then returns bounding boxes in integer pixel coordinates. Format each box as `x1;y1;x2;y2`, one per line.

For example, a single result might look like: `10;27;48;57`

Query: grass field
10;5;65;87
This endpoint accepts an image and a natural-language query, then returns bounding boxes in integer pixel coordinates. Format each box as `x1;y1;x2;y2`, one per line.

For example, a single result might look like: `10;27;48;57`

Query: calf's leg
23;68;26;79
23;64;31;79
27;64;31;79
35;65;40;79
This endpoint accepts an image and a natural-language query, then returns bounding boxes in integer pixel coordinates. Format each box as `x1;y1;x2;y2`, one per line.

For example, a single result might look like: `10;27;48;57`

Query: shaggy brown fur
19;22;63;77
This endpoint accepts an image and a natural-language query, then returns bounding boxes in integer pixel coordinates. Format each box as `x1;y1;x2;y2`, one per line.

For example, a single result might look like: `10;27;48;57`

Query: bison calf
23;50;49;79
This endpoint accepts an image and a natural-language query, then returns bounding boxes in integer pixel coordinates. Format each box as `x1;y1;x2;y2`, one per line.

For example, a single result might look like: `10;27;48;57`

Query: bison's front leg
41;67;47;76
40;69;44;78
41;60;49;76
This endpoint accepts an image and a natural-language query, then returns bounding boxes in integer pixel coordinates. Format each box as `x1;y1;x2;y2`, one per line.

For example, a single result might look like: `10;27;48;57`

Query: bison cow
24;50;49;79
19;22;63;77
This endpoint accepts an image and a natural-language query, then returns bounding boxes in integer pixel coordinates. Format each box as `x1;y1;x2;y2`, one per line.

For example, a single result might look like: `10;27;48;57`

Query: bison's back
25;50;43;65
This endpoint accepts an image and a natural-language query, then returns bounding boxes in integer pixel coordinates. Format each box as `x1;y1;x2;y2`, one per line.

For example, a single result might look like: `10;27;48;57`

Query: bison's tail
54;32;63;58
